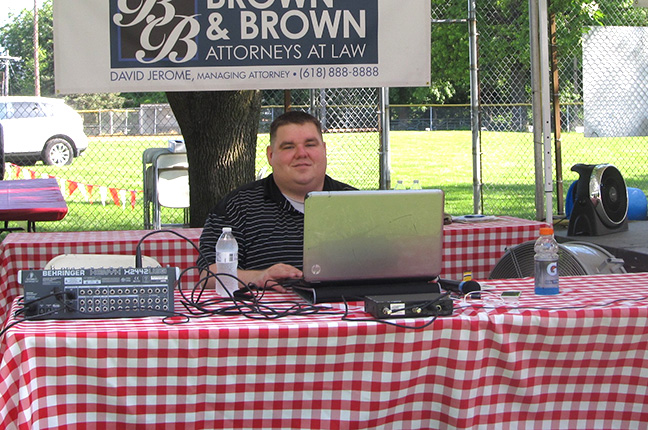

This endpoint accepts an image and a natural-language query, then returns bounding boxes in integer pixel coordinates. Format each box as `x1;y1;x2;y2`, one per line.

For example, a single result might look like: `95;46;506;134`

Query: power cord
456;292;648;311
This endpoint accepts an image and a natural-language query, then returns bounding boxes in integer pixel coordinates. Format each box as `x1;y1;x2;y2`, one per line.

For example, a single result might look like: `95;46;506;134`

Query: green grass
31;135;169;190
5;130;648;234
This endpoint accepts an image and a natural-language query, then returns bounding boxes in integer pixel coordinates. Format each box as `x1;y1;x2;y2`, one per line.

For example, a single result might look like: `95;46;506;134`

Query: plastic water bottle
411;179;422;190
394;180;406;190
215;227;238;296
534;227;559;295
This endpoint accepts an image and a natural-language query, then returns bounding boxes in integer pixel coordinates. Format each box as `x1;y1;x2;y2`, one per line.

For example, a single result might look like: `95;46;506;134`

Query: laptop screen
303;189;444;284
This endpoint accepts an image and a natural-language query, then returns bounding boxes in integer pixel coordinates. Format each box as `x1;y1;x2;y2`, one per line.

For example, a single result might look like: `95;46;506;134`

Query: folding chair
142;148;171;229
150;152;190;229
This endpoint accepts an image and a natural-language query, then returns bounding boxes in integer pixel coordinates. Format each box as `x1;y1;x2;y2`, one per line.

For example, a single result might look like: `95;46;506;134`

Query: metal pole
538;0;554;224
549;9;564;215
1;60;7;97
320;89;327;131
0;55;20;96
379;87;391;190
529;0;545;220
468;0;482;214
33;0;41;96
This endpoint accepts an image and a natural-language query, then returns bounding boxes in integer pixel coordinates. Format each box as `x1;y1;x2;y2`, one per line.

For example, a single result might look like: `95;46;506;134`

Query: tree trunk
166;91;262;228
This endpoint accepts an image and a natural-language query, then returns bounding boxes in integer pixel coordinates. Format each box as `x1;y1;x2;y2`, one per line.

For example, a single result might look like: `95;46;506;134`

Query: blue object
627;187;648;220
565;181;577;218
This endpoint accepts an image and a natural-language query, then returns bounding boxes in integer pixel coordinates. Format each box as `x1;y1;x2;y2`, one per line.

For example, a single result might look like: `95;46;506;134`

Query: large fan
568;163;629;236
489;240;626;279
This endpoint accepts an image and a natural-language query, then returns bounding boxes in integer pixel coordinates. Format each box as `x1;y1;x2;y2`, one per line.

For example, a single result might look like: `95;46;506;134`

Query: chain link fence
3;0;647;232
430;0;648;220
0;89;380;232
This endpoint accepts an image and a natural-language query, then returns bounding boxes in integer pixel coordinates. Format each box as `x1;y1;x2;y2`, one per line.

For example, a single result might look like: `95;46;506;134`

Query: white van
0;96;89;166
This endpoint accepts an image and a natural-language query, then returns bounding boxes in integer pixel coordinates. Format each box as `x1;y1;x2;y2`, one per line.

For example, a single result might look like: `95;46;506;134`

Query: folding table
0;178;68;232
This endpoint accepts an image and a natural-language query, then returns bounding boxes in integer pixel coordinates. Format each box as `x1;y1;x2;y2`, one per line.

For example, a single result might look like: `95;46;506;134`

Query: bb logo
112;0;200;65
546;262;558;277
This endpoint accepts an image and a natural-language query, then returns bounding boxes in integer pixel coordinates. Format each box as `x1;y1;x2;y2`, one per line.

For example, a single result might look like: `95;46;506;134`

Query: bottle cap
222;227;232;233
539;227;554;235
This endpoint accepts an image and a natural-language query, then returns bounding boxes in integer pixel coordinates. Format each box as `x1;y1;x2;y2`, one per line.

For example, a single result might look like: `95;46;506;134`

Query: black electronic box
364;293;453;319
19;267;178;320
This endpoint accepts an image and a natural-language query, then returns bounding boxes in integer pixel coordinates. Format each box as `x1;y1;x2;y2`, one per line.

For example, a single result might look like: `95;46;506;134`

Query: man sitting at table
197;110;355;291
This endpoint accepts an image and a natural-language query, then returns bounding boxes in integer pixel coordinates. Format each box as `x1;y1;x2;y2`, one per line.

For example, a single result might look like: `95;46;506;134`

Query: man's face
266;122;327;199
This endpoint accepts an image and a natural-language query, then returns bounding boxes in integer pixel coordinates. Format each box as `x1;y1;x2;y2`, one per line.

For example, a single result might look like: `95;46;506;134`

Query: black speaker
567;163;628;236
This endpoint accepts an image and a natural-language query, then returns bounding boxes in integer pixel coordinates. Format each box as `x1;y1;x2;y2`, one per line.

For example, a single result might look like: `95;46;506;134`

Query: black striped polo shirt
197;174;354;271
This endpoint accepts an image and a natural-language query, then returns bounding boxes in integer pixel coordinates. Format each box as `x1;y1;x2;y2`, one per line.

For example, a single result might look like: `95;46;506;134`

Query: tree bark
166;91;262;228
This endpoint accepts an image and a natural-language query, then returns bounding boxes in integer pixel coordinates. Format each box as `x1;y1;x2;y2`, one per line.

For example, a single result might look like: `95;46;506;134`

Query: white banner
54;0;430;93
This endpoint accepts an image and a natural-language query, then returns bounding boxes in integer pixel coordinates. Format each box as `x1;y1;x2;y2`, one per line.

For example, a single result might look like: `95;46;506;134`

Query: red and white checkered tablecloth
0;217;544;325
1;272;648;429
442;216;548;280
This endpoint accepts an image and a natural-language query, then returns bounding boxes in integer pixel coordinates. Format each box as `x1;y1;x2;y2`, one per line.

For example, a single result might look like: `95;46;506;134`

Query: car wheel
43;138;74;166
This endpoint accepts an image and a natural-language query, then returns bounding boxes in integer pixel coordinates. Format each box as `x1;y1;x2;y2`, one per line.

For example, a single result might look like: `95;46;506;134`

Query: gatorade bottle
534;227;559;295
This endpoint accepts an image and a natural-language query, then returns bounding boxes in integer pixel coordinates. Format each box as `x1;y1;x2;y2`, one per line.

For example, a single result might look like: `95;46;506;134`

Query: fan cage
489;240;626;279
595;165;628;226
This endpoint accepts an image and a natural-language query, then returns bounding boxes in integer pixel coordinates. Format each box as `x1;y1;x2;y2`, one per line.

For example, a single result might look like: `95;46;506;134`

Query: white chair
152;152;189;229
143;151;190;229
44;254;161;269
142;148;171;229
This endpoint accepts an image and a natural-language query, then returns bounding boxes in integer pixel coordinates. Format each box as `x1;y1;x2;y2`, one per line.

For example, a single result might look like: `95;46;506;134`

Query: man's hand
238;263;303;293
201;263;302;293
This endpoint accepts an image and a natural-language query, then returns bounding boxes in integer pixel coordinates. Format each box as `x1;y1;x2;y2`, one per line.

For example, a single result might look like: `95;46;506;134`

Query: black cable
24;228;648;328
176;268;345;321
0;307;61;338
460;294;648;311
14;291;61;318
134;229;341;321
0;318;25;338
134;228;205;268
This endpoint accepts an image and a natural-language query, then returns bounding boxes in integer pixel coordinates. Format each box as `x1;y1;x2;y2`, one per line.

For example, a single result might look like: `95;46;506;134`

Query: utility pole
33;0;41;96
0;54;20;96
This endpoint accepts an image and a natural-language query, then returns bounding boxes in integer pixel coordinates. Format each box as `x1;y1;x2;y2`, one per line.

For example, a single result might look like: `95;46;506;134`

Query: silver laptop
294;189;444;302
